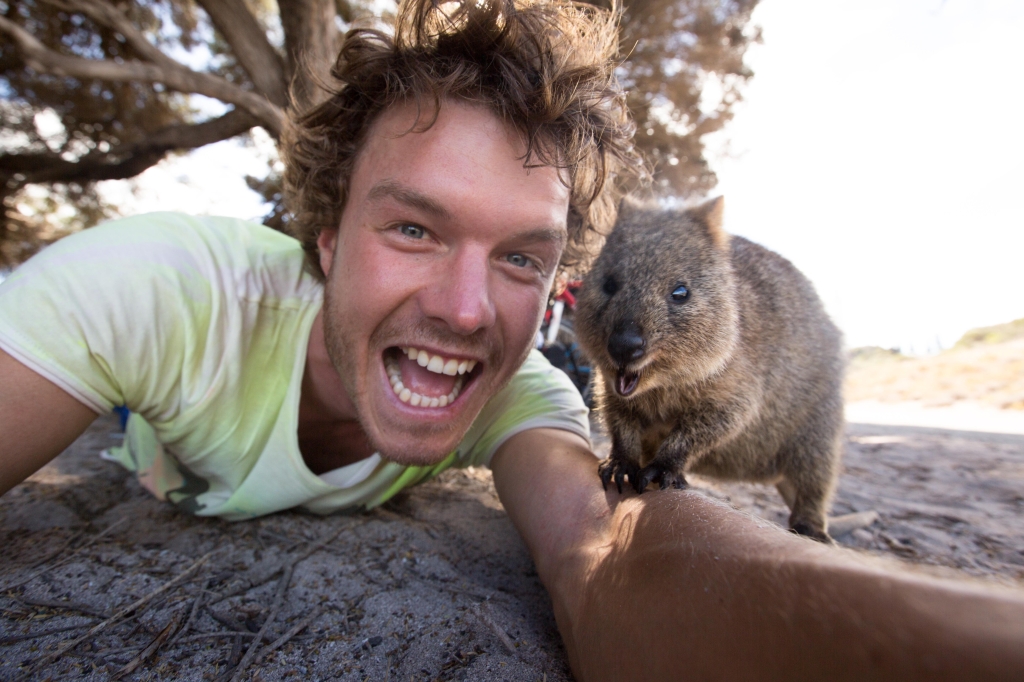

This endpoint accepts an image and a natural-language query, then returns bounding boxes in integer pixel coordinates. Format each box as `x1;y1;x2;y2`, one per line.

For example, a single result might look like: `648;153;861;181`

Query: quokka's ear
689;196;729;249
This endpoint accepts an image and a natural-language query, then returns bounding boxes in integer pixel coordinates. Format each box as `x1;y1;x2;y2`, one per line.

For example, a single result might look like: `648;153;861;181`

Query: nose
608;320;645;366
420;246;497;335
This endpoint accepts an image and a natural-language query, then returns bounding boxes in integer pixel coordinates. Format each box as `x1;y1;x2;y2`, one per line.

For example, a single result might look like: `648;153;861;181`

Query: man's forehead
348;101;571;235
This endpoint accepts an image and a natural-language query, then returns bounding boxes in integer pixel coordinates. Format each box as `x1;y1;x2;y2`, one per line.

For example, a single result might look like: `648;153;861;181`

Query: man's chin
361;386;486;467
374;442;459;467
364;411;465;466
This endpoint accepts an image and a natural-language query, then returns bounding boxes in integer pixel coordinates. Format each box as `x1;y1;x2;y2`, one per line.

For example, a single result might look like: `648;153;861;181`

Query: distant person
0;0;1021;679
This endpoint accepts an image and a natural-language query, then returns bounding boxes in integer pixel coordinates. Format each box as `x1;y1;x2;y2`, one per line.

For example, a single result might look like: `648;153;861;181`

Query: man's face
317;101;570;465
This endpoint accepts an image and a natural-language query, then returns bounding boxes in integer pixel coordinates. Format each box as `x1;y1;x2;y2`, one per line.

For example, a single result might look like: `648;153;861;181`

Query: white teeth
400;347;479;376
388;349;473;408
390;374;464;408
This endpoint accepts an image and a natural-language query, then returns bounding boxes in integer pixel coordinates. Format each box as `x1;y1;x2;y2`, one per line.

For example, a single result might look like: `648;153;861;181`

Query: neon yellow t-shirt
0;213;589;520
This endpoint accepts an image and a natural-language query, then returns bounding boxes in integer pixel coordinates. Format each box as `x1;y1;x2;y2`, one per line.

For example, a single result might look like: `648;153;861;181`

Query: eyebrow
509;226;567;249
365;178;568;246
366;179;453;222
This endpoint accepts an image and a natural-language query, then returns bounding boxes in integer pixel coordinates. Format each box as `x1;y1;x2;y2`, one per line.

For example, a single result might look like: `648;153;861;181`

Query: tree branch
40;0;180;71
1;108;258;185
0;15;285;137
196;0;289;107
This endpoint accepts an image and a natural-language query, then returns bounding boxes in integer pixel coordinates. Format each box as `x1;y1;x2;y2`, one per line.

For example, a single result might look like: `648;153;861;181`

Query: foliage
955;318;1024;349
0;0;760;267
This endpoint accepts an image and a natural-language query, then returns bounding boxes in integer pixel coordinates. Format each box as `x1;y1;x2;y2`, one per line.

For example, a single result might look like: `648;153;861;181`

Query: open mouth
615;368;640;397
384;346;480;408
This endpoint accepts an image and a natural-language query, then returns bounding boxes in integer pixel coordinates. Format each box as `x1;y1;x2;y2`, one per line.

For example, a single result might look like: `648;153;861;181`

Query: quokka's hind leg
776;438;842;544
775;477;797;510
776;392;844;543
776;472;834;543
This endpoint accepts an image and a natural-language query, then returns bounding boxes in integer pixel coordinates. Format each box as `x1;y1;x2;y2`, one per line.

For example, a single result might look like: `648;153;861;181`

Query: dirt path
2;414;1022;680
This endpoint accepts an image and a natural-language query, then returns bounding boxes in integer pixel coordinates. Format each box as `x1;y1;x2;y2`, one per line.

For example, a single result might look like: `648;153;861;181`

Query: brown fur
575;197;844;541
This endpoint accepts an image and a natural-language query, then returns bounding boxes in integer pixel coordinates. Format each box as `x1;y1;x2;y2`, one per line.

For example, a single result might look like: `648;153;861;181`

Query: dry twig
19;551;211;679
472;601;517;656
0;517;127;592
228;564;294;682
257;604;324;662
111;609;183;679
165;587;208;648
12;596;109;619
0;623;93;645
209;523;349;605
22;530;85;570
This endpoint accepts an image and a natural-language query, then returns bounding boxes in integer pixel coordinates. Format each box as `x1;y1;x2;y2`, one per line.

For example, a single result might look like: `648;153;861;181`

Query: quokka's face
575;205;739;399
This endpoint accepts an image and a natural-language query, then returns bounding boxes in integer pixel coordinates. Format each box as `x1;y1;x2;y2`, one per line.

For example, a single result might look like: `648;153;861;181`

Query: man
1;1;1022;680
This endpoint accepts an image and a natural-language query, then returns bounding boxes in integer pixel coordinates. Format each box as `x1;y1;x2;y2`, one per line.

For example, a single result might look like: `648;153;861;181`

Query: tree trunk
278;0;340;111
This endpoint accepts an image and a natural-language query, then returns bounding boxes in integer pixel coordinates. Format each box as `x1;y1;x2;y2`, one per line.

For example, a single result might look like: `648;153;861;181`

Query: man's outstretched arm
491;428;1024;682
0;349;99;496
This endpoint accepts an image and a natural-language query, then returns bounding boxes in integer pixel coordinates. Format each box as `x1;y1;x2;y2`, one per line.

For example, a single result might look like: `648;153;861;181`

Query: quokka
575;198;844;541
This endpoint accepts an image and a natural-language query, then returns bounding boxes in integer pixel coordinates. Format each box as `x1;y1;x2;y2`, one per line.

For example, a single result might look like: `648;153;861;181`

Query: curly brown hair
282;0;646;281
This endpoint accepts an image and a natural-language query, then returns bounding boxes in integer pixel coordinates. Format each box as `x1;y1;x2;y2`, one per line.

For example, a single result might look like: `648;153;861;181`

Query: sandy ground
845;336;1024;410
2;406;1024;681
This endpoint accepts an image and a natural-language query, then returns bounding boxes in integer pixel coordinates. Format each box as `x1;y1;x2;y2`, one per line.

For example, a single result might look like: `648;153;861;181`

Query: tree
0;0;760;267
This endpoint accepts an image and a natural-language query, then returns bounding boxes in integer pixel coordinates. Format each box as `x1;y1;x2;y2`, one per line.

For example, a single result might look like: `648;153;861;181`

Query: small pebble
851;529;874;543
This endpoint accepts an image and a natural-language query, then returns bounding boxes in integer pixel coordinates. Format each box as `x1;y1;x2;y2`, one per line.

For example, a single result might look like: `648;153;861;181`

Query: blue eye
671;284;690;303
399;224;425;239
506;253;530;268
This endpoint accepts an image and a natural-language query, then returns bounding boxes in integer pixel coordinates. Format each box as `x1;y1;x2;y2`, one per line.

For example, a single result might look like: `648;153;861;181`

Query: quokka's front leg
634;428;691;493
636;399;752;493
598;424;644;494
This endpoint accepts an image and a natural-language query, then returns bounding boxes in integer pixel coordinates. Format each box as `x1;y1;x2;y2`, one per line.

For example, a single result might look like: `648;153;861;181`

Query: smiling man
311;103;572;469
2;1;1024;680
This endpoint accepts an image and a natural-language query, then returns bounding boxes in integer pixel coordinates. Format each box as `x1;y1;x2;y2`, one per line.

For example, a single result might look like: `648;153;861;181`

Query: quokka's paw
634;463;688;494
790;521;834;545
598;457;639;494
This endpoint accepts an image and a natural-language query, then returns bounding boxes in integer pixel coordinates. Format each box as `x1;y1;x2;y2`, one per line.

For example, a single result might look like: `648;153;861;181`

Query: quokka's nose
608;321;645;366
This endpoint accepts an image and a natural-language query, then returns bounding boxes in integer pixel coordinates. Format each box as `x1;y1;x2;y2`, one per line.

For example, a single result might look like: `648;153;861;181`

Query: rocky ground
2;412;1023;681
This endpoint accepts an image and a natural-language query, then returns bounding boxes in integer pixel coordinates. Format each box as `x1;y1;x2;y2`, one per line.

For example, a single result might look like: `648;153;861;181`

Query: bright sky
708;0;1024;352
94;0;1024;353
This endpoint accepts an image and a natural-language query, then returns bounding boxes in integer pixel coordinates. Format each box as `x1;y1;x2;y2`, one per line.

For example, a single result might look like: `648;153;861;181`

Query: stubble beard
320;285;531;466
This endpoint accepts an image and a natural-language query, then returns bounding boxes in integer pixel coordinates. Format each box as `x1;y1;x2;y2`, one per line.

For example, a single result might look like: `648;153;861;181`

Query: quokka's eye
603;276;619;296
671;283;690;303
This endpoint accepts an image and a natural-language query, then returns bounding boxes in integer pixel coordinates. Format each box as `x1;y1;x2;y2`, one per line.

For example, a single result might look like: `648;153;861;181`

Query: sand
2;405;1023;680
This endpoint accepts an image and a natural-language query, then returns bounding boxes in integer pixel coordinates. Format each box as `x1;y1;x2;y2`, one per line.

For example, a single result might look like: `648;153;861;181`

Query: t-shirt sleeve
454;349;591;468
0;214;209;418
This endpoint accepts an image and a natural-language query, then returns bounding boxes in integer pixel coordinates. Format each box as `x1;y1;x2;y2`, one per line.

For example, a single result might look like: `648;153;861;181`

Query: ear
690;196;728;249
317;228;339;276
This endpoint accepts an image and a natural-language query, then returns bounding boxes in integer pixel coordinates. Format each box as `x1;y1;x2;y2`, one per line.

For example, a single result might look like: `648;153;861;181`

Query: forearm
561;491;1024;681
0;350;98;496
492;429;1024;682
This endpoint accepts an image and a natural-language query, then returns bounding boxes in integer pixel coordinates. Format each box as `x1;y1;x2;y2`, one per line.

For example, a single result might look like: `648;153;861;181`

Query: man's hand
0;349;98;496
491;428;1024;682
